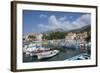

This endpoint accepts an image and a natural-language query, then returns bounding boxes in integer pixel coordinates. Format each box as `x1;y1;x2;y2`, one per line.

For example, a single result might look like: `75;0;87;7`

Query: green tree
28;35;36;41
43;31;67;40
42;34;49;40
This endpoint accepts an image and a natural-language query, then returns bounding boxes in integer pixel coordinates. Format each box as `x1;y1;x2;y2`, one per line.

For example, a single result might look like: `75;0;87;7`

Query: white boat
23;43;38;56
23;43;59;59
37;50;59;59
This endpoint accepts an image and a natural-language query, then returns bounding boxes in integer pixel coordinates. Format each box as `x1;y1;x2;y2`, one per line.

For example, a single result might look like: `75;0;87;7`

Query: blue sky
23;10;91;35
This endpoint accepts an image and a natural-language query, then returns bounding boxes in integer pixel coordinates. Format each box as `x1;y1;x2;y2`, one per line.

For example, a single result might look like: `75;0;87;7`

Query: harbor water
23;41;91;62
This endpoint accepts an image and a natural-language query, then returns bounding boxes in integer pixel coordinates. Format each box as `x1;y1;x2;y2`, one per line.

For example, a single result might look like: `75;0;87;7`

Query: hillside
69;25;91;32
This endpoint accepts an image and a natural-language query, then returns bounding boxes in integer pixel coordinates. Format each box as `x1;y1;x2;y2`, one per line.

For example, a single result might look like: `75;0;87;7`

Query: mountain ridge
43;25;91;34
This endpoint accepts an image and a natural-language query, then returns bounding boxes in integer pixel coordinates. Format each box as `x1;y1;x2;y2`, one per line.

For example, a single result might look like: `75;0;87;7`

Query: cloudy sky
23;10;91;34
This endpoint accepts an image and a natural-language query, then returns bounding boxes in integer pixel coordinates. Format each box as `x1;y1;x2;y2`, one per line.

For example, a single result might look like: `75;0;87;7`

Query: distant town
23;31;90;47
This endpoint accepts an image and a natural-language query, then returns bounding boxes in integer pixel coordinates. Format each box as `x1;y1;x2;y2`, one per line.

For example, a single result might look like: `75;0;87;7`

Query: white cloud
40;14;47;18
72;14;91;29
48;15;61;28
59;16;67;21
38;14;91;32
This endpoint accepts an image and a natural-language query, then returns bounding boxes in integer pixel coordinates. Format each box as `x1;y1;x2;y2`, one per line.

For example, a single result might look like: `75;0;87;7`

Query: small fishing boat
37;50;59;59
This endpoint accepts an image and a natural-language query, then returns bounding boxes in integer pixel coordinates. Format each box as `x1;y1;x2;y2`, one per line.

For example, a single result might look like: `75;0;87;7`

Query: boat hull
37;50;59;59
